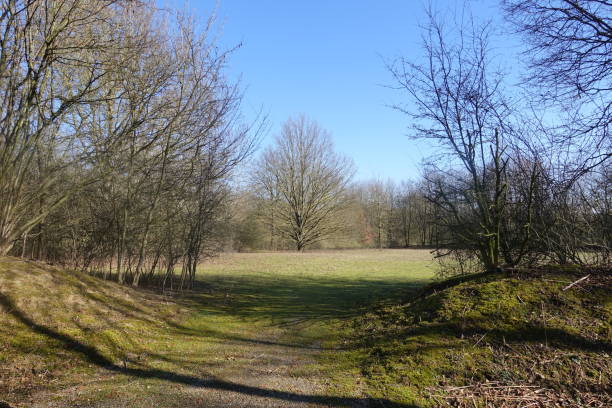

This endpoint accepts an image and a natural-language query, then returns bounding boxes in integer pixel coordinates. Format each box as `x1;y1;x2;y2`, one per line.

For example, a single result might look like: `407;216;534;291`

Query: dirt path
30;315;360;408
23;251;432;408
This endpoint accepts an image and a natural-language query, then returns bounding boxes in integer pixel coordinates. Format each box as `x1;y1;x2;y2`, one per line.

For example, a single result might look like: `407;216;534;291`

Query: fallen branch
431;381;612;407
562;275;590;291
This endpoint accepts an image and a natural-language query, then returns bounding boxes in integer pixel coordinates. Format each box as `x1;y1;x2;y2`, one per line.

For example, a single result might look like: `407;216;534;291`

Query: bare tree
503;0;611;173
2;1;261;289
0;0;144;255
388;8;533;271
253;116;354;251
391;181;423;248
501;0;611;266
358;179;393;249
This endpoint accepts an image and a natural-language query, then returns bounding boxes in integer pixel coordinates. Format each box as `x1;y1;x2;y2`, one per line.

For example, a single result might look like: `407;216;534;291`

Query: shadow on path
0;292;419;408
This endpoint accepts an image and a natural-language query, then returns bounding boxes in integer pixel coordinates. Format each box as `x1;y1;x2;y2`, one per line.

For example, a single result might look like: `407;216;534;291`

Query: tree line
230;169;439;252
0;0;609;286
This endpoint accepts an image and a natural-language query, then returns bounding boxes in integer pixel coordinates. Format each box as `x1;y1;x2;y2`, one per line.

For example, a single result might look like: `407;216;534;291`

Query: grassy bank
3;251;608;407
334;265;612;407
0;250;435;407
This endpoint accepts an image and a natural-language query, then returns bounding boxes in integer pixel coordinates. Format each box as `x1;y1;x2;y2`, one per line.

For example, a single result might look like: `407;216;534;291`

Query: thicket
0;0;259;288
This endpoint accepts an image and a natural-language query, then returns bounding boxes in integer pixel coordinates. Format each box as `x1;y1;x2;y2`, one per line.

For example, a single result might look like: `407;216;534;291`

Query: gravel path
28;315;363;407
168;330;336;408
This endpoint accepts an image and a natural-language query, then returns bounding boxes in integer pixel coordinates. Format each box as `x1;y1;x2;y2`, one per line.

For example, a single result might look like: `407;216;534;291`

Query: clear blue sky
160;1;512;182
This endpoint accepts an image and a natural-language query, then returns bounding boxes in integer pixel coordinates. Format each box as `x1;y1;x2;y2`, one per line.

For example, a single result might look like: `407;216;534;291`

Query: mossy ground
333;265;612;407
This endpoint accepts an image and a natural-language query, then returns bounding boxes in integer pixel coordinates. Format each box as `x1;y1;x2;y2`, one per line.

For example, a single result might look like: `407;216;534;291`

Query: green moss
332;267;612;406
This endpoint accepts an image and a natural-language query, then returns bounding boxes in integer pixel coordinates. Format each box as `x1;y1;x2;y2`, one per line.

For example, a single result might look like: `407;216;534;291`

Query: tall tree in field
253;116;354;251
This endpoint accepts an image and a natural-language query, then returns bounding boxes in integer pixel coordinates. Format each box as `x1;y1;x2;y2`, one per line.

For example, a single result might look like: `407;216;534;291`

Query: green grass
0;249;436;407
0;257;188;403
4;251;607;407
196;250;434;321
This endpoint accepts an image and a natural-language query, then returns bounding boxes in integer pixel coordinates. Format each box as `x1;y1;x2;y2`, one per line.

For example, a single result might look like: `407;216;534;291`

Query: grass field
198;249;435;323
1;249;436;407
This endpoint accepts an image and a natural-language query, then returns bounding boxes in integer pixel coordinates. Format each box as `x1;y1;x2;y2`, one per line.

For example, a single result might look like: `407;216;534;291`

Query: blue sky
161;1;515;182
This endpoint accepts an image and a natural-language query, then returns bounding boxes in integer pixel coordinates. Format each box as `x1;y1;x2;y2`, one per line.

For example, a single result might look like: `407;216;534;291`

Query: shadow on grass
15;257;433;351
164;322;334;350
182;273;428;323
1;257;430;369
355;319;612;356
0;292;420;408
148;273;429;351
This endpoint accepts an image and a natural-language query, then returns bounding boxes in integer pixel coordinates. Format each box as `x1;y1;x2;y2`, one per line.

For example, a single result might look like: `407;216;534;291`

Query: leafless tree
502;0;611;266
388;8;534;271
357;179;394;249
253;116;355;251
0;0;138;255
2;1;260;289
503;0;611;174
390;181;431;248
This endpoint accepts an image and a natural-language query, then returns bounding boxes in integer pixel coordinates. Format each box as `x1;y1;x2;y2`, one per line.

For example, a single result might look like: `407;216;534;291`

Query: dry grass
0;257;184;402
